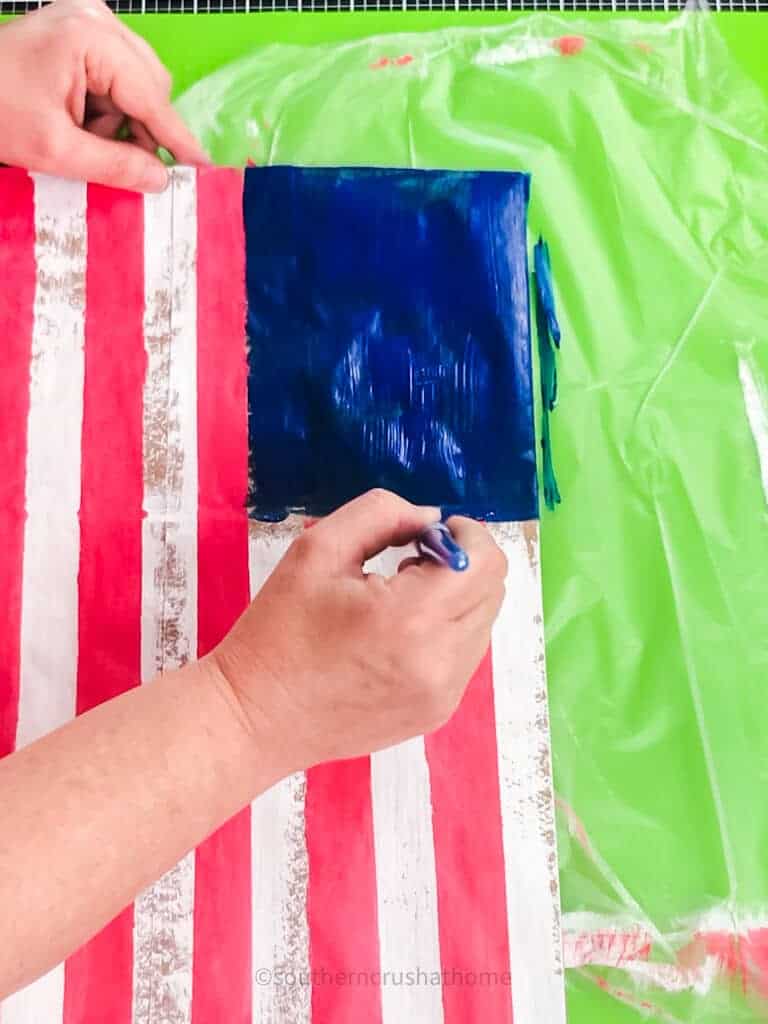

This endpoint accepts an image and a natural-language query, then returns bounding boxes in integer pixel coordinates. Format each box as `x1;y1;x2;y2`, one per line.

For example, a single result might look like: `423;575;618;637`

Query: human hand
211;490;508;773
0;0;207;191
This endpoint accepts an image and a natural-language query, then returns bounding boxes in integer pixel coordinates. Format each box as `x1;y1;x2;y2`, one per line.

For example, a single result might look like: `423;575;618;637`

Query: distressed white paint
133;169;198;1024
15;176;86;750
738;355;768;503
248;523;312;1024
3;176;88;1024
1;969;65;1024
371;736;445;1023
491;523;566;1024
369;545;444;1024
562;913;654;968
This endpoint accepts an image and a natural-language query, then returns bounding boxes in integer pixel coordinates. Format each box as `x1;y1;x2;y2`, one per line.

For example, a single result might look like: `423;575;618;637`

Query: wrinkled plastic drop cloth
178;15;768;1021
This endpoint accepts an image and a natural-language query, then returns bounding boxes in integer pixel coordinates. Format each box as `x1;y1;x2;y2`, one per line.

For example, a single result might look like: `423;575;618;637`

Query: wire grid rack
1;0;765;14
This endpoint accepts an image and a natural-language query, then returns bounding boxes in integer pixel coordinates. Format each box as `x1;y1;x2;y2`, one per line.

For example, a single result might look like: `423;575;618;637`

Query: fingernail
145;165;170;193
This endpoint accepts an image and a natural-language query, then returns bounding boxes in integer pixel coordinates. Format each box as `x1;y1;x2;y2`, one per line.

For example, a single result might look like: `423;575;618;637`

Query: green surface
4;7;765;1020
119;12;768;99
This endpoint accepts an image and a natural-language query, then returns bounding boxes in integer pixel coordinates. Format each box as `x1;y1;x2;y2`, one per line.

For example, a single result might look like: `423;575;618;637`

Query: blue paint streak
534;237;561;348
534;237;562;511
244;167;538;522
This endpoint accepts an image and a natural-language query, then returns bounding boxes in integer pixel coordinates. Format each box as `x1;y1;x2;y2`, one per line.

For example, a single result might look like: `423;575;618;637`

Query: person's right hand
210;489;507;774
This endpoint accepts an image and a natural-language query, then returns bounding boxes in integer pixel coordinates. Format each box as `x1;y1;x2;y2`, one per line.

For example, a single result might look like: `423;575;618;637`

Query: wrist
192;654;296;795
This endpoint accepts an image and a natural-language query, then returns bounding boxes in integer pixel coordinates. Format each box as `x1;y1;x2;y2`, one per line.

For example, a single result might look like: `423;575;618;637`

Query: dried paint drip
243;167;538;522
533;237;562;511
565;920;768;1002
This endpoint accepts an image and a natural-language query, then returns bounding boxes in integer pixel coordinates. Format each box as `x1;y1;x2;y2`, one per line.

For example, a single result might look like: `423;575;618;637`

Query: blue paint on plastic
244;166;538;522
534;237;562;511
534;237;561;348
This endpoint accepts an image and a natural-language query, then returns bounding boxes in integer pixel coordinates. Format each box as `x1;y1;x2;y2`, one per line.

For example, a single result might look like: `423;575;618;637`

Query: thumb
310;490;439;570
45;127;168;193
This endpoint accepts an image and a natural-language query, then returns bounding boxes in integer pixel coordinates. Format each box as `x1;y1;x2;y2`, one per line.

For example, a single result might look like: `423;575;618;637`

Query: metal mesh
1;0;766;15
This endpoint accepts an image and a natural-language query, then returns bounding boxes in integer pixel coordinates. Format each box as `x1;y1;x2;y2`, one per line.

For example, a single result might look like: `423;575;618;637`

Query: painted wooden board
0;167;564;1024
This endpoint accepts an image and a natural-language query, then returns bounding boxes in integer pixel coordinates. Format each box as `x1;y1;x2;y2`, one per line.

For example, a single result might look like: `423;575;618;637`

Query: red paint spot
553;35;585;57
696;929;768;998
746;930;768;998
371;55;413;70
632;41;653;54
592;974;667;1017
247;157;258;168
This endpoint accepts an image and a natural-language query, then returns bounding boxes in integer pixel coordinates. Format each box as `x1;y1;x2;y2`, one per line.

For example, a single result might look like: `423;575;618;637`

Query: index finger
102;41;209;166
308;489;440;571
138;101;209;167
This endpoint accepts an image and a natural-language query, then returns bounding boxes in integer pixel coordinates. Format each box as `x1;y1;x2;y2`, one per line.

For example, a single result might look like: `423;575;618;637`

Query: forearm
0;658;280;999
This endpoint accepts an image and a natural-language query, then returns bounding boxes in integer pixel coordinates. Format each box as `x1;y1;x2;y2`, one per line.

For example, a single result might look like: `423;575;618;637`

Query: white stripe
1;970;65;1024
491;523;565;1024
133;169;198;1024
369;547;444;1024
3;176;87;1024
15;176;86;749
738;355;768;503
248;522;311;1024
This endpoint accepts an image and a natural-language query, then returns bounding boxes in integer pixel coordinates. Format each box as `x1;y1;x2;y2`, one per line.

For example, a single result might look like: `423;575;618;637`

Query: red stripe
192;168;253;1024
63;186;146;1024
306;757;383;1023
425;650;514;1024
0;170;35;759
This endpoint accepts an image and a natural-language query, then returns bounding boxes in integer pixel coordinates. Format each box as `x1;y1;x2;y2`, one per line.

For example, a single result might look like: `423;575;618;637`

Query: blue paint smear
244;167;538;522
534;237;562;511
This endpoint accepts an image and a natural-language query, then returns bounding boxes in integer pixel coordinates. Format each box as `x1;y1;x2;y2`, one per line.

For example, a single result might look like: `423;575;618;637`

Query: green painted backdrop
126;12;767;100
4;9;764;1021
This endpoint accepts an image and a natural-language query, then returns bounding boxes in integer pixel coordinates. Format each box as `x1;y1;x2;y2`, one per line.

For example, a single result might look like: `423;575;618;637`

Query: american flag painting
0;167;564;1024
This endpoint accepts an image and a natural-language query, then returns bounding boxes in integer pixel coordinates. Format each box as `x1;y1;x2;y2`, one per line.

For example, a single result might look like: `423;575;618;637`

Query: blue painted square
244;167;537;522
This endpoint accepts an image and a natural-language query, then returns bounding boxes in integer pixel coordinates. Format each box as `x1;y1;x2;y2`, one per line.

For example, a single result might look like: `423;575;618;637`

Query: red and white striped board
0;167;564;1024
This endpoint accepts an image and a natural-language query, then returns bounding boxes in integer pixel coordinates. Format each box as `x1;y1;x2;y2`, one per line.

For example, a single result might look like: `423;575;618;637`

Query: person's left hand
0;0;208;191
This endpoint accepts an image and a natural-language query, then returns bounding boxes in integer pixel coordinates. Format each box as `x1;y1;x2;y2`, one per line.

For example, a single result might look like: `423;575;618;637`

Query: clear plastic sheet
178;15;768;1020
